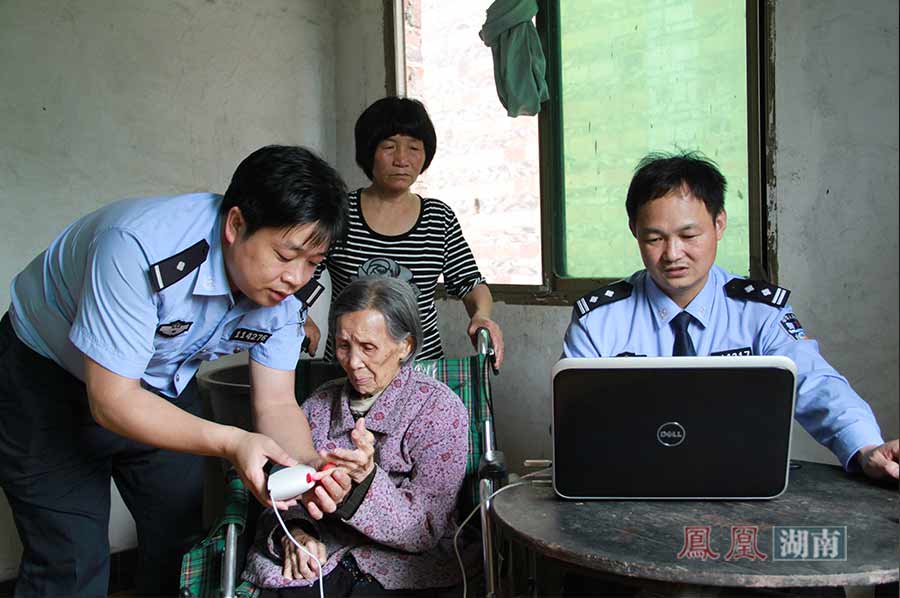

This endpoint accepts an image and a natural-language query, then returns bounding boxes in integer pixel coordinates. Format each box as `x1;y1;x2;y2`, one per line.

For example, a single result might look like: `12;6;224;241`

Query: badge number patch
157;320;192;338
230;328;272;344
711;347;753;356
780;313;807;340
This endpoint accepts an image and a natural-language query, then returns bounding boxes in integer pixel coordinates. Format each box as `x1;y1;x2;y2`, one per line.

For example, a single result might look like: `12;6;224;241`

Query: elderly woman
303;96;505;369
243;277;469;596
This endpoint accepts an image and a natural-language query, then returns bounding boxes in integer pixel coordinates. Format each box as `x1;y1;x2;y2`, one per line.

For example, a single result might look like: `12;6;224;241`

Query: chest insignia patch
710;346;753;356
230;328;272;344
157;320;192;338
780;313;807;340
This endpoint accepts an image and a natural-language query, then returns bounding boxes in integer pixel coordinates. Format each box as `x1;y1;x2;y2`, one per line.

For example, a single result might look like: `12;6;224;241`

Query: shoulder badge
724;277;790;308
148;240;210;293
575;280;633;318
294;279;325;306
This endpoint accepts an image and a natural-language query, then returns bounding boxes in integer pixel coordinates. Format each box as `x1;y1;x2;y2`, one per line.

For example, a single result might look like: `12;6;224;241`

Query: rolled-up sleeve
249;301;305;371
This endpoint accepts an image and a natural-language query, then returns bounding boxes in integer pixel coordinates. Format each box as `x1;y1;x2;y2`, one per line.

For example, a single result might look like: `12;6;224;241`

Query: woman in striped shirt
305;97;504;366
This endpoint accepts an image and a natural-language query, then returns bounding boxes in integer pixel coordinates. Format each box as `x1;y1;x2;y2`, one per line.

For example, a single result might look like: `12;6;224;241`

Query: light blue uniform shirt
562;265;883;470
9;193;307;398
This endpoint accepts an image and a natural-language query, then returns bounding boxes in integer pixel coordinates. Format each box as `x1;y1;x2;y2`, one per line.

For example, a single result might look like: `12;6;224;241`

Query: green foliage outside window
559;0;749;278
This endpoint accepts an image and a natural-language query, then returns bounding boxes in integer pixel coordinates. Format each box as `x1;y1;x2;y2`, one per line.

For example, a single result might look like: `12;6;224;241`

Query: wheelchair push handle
475;326;499;375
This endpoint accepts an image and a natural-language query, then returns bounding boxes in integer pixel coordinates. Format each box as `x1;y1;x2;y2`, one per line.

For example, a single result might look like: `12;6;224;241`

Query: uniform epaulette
575;280;633;318
148;239;209;292
294;279;325;306
724;277;790;308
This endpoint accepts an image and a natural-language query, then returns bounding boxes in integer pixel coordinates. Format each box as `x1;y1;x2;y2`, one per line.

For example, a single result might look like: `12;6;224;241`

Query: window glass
405;0;542;285
559;0;749;278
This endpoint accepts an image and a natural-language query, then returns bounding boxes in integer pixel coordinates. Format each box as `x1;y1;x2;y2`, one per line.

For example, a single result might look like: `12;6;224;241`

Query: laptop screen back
552;356;797;499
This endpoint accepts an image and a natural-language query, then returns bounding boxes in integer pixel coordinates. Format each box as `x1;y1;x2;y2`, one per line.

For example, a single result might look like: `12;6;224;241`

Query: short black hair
222;145;348;247
625;151;727;224
354;97;437;180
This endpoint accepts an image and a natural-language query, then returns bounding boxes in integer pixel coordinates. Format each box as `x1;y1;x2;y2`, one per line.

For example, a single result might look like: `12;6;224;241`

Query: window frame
394;0;771;305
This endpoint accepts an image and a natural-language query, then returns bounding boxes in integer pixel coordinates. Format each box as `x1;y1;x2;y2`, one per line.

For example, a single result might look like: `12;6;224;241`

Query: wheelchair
180;328;506;598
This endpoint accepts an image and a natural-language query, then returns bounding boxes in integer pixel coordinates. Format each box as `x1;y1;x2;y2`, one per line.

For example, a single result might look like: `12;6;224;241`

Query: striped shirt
322;189;486;360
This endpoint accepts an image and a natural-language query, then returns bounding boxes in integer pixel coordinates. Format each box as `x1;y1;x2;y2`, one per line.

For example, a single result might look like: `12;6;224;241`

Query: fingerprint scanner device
267;463;317;501
552;356;797;500
266;463;325;597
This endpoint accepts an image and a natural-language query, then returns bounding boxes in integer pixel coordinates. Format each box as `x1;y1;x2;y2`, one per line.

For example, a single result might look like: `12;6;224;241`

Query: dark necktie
671;311;696;356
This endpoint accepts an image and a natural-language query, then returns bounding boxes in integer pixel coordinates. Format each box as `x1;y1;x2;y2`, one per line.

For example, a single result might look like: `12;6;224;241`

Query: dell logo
657;422;686;447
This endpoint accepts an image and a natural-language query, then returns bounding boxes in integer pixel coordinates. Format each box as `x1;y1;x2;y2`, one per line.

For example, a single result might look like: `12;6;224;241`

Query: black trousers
0;313;204;597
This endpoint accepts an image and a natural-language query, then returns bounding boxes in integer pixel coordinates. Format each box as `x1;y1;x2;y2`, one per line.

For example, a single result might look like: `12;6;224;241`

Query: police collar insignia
724;277;790;308
575;280;633;317
780;313;807;340
230;328;272;344
157;320;192;337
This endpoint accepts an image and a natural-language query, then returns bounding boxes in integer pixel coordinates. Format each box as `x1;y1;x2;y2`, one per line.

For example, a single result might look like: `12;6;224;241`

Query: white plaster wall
332;0;390;191
0;0;338;580
772;0;900;464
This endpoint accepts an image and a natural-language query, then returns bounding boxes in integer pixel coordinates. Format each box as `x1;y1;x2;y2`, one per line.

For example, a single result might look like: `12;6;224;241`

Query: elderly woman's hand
280;527;326;581
322;418;376;483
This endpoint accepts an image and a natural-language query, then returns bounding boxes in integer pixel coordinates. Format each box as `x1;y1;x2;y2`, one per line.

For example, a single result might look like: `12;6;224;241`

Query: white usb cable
453;469;546;598
270;494;326;598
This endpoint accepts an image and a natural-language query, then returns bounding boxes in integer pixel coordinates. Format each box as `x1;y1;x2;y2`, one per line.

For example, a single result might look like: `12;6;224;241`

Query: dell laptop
552;356;797;500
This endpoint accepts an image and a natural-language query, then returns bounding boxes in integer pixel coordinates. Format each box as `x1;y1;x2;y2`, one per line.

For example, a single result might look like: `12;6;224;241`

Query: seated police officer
562;151;898;481
0;145;353;597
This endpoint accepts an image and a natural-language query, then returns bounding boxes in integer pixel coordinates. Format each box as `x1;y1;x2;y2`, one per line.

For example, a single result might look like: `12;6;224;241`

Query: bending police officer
0;145;352;596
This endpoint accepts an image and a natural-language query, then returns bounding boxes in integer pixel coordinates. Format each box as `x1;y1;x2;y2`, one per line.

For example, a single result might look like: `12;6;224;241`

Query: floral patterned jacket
242;365;469;590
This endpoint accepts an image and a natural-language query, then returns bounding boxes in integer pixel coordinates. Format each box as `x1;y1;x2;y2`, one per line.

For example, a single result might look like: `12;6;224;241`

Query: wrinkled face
222;207;328;307
631;187;726;308
370;134;426;193
335;309;412;397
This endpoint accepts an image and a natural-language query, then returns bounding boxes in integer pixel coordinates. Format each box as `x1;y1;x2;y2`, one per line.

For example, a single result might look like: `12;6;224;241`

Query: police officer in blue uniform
562;151;898;480
0;145;352;596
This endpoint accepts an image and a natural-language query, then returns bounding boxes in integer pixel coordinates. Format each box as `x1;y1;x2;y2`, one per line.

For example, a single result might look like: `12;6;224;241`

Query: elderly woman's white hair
328;277;424;365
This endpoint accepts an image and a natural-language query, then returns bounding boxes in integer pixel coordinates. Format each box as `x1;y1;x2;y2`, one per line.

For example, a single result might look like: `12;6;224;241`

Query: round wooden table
491;461;898;596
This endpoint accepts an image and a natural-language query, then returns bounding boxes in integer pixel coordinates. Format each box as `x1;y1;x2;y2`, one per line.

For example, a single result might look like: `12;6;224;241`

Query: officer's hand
856;440;900;480
225;430;298;508
300;467;352;520
303;318;321;357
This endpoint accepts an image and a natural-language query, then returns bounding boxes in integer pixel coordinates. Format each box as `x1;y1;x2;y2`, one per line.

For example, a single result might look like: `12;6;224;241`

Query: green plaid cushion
413;352;493;512
179;471;259;598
